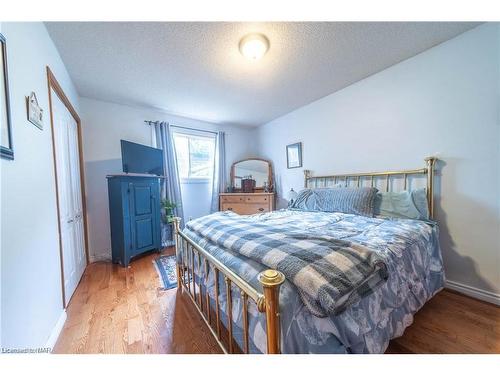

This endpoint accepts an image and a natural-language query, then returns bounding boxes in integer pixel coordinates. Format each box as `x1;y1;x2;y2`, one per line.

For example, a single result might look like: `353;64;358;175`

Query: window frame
172;129;216;185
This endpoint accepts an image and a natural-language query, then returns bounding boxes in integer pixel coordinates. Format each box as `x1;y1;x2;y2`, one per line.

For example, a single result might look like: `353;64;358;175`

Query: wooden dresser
219;193;275;215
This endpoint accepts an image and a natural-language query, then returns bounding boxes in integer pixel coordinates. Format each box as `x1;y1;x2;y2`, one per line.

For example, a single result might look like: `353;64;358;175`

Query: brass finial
172;217;182;233
258;269;285;354
258;269;285;287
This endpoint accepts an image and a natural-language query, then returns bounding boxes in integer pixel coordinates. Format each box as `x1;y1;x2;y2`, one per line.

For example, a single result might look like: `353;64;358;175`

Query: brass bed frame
173;157;437;354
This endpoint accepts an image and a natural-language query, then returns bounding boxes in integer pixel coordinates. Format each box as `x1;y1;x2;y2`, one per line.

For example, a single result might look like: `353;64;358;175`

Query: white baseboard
46;309;67;351
89;253;112;263
445;280;500;306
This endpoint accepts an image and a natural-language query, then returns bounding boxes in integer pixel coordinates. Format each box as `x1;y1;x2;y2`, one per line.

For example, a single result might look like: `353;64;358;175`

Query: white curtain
153;121;185;229
210;132;226;213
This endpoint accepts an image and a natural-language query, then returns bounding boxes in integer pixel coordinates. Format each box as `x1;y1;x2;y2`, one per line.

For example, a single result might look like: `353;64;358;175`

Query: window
173;132;215;181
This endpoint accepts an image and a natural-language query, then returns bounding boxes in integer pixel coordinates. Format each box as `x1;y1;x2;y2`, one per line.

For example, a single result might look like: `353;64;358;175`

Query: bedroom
0;0;499;372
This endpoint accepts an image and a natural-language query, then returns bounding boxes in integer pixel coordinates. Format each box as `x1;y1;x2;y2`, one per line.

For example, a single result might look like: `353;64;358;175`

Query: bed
173;157;444;354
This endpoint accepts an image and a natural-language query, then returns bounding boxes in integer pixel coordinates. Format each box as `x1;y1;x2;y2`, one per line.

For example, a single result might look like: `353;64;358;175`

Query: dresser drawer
244;195;270;204
220;195;246;203
221;203;270;215
219;193;274;215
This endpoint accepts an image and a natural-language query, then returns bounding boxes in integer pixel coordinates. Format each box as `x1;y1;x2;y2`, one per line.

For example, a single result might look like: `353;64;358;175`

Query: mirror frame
230;157;273;193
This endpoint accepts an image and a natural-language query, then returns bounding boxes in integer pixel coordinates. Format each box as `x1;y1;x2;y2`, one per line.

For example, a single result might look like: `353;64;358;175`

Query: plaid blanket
186;211;389;317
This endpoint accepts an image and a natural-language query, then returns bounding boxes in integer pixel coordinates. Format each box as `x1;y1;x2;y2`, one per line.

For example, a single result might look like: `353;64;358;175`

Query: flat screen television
121;140;163;176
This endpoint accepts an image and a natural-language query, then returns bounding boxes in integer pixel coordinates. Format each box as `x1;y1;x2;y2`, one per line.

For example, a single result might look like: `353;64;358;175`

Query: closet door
52;88;86;305
67;114;86;283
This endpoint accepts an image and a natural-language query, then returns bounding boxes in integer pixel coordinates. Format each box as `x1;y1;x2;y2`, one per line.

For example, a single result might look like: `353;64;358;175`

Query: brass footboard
173;219;285;354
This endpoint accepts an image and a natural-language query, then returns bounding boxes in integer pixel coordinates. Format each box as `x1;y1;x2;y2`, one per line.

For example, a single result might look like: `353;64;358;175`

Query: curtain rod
144;120;218;135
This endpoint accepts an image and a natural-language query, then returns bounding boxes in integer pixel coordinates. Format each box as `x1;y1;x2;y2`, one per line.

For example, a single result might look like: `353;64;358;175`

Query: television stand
106;174;163;267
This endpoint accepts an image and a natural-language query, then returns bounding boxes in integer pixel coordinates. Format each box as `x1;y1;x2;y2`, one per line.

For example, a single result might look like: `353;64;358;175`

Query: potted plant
161;199;178;246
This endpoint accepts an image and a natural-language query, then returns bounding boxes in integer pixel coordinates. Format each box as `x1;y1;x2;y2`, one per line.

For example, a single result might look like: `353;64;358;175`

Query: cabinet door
128;181;159;255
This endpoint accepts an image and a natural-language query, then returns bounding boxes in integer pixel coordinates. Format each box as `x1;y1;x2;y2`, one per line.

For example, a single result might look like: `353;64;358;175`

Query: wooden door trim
47;66;89;308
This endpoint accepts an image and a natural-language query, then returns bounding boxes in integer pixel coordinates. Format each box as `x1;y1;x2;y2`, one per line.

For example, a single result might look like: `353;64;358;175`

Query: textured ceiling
45;22;480;127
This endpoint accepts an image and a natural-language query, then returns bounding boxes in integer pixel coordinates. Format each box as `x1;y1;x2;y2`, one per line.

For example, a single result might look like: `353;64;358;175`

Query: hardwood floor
54;248;499;354
54;248;221;354
387;289;500;353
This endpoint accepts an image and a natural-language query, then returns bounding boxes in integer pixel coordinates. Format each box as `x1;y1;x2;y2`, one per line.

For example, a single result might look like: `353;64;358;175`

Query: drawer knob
227;207;233;211
258;208;264;212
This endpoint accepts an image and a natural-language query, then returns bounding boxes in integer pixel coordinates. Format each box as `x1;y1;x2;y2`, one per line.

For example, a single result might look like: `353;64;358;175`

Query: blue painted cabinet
107;175;161;267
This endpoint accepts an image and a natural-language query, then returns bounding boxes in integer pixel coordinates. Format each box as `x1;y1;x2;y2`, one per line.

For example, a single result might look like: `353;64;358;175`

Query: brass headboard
303;157;437;218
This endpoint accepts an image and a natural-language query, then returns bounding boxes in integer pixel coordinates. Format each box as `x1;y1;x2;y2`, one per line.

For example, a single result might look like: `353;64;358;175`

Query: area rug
153;255;178;290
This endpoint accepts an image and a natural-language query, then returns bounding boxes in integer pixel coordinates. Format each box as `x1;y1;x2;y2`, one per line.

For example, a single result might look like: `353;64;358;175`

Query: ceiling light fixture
239;33;270;61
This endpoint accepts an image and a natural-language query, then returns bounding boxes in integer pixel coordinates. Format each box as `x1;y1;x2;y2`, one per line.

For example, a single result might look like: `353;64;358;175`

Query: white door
52;88;86;304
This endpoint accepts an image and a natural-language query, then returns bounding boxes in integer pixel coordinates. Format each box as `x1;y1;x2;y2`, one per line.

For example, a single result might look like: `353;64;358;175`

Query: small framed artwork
26;92;44;130
286;142;302;169
0;33;13;160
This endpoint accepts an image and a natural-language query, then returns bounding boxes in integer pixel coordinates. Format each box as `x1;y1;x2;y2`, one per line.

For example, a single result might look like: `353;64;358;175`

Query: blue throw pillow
289;187;379;217
374;188;429;220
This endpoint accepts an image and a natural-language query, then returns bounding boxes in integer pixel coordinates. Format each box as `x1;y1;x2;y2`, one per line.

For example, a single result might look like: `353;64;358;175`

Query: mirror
231;158;272;192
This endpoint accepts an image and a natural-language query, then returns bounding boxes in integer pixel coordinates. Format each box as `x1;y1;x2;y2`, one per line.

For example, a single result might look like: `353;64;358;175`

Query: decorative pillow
289;187;379;217
374;188;429;220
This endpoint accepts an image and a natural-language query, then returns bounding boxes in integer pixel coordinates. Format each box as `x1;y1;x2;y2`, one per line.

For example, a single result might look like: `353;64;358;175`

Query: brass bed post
425;157;437;219
214;268;222;339
191;245;196;300
241;291;249;354
197;251;203;308
225;277;234;353
173;217;182;289
303;170;311;188
258;269;285;354
204;259;211;324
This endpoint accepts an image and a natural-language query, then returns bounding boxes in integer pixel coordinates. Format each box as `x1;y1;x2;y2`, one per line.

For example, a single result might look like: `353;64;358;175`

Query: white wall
0;22;80;348
181;181;214;221
80;97;256;261
256;24;500;300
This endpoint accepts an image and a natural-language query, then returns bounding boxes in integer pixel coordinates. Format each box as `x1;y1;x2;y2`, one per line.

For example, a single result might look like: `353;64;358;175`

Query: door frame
47;66;89;308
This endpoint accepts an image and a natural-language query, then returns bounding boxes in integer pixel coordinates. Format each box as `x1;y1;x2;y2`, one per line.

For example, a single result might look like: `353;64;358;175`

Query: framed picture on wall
0;33;13;160
26;92;44;130
286;142;302;169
